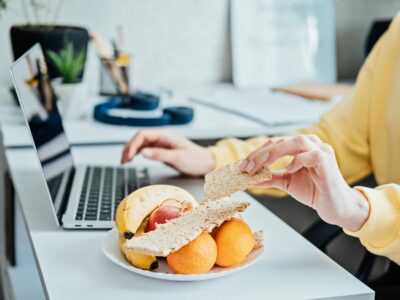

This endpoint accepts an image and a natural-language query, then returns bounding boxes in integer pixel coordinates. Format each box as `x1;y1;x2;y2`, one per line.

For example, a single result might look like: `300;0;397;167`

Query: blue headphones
93;92;194;126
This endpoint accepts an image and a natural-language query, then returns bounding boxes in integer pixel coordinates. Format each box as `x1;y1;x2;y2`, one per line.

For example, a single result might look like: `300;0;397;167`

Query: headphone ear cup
163;107;194;125
126;92;160;110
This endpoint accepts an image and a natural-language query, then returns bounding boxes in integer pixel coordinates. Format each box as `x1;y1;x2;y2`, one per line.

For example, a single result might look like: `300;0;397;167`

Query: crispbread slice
204;160;272;200
124;197;249;256
253;230;264;250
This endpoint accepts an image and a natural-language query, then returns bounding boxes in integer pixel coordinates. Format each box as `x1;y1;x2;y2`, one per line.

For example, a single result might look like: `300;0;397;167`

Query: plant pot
10;25;89;81
52;80;91;120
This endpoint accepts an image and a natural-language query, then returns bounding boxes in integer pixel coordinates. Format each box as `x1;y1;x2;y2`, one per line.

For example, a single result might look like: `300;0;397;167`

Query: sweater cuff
344;186;400;249
209;145;234;170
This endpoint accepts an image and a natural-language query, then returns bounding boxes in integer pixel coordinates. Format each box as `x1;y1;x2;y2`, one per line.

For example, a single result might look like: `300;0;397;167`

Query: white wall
0;0;399;86
0;0;231;87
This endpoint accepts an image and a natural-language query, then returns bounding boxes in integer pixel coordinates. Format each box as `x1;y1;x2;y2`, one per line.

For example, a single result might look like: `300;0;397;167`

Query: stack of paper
189;88;341;126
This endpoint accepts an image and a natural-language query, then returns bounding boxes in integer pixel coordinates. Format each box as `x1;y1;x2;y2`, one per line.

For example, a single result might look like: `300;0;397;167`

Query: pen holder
99;54;131;96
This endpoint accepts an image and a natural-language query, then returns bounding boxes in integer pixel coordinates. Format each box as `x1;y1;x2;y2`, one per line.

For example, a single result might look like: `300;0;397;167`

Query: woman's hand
121;129;215;176
240;134;370;232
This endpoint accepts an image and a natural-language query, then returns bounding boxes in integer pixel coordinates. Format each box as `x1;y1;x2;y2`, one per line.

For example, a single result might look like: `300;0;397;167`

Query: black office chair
365;19;391;57
303;220;375;282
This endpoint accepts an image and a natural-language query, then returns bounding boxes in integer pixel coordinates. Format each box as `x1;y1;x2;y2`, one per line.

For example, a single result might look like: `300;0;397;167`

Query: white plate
102;228;264;281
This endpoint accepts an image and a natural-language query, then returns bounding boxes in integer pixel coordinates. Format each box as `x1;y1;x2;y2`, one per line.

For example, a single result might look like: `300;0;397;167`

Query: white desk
0;85;304;147
4;145;373;300
0;105;301;147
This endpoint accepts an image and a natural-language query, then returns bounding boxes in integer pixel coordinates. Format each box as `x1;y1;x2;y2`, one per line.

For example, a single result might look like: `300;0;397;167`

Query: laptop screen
10;44;75;216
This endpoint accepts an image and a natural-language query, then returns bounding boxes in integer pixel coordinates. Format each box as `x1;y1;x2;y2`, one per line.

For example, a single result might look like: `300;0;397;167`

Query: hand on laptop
240;134;370;232
121;129;215;176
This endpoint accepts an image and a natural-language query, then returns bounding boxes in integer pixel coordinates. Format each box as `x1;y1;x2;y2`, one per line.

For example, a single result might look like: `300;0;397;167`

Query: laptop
10;44;150;229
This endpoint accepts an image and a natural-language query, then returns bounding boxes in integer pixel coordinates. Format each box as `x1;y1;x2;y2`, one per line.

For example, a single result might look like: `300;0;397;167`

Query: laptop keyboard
75;166;150;222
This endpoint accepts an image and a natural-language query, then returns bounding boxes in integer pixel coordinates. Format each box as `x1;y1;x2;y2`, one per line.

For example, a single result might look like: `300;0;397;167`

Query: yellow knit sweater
210;13;400;264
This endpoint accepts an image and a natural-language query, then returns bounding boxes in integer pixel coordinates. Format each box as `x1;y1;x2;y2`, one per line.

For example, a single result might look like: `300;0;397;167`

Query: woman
121;14;400;267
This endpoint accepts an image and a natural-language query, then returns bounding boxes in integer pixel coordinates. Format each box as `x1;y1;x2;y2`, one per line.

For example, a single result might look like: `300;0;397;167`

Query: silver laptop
10;44;150;229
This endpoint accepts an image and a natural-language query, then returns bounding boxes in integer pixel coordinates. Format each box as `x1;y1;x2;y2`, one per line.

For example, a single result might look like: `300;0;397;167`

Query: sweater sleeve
344;184;400;264
296;33;385;185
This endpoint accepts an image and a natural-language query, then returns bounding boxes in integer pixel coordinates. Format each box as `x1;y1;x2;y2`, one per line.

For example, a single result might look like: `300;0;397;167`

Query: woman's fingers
304;133;322;144
264;135;319;166
121;131;148;163
286;150;327;174
141;147;179;166
121;130;164;163
240;137;288;172
244;135;319;174
249;138;291;172
255;170;291;191
240;141;272;171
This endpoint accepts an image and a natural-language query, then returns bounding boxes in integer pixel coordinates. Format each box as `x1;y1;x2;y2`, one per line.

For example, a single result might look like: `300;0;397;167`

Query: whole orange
166;232;217;274
214;218;254;267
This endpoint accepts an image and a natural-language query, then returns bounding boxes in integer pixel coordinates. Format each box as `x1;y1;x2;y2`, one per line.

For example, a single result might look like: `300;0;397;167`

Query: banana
116;185;198;238
115;197;131;239
115;185;198;271
119;218;159;270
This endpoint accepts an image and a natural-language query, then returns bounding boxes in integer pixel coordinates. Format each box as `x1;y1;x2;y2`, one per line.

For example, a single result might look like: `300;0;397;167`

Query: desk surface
0;104;300;147
0;85;304;147
5;145;373;300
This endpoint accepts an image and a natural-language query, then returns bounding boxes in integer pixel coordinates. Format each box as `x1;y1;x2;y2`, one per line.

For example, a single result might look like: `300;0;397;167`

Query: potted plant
48;42;90;119
9;0;89;81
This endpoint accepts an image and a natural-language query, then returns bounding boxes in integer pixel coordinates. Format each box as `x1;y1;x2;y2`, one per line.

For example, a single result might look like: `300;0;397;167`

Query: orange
166;232;217;274
214;218;254;267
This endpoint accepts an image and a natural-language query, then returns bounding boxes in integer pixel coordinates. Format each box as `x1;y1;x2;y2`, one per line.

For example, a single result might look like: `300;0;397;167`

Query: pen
111;39;119;59
91;32;129;95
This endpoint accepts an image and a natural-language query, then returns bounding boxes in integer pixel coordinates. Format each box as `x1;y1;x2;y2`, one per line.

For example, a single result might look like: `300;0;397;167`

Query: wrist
343;188;370;232
205;148;216;173
196;147;215;176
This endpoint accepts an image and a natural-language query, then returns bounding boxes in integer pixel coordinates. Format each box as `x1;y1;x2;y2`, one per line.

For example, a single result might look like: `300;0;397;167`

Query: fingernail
239;160;248;171
141;149;152;158
246;160;255;173
261;152;269;164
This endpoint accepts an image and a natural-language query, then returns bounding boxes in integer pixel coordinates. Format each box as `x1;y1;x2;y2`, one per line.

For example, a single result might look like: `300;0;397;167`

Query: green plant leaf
70;50;85;80
46;42;86;84
47;50;63;71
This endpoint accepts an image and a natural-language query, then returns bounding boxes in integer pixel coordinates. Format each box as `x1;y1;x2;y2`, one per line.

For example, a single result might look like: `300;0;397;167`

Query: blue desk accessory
93;92;194;127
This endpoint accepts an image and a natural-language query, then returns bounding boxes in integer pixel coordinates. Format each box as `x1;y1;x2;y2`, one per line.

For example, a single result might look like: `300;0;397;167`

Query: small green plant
47;42;85;84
